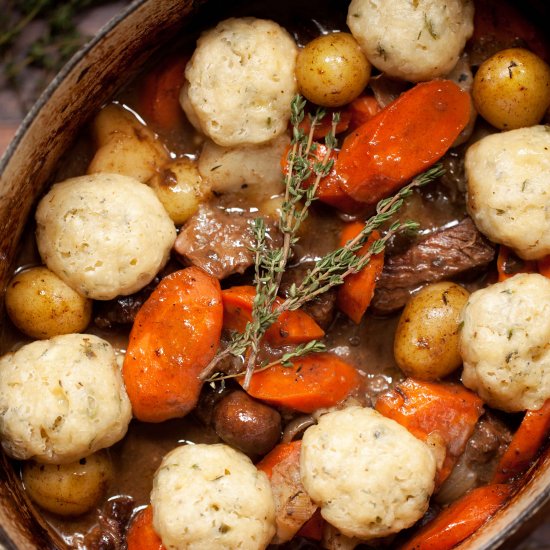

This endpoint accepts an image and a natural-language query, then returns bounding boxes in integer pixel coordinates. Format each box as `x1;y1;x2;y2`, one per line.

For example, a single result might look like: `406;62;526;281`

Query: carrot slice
336;80;470;205
222;286;324;346
242;353;361;413
138;55;188;131
281;144;365;214
399;484;512;550
493;399;550;483
126;506;164;550
346;95;382;130
538;255;550;278
496;245;537;282
375;378;484;486
337;224;384;323
298;110;351;139
315;168;365;213
257;440;302;479
123;267;223;423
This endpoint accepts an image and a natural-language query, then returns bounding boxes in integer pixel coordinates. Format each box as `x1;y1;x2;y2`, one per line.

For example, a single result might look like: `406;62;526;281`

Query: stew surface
1;0;549;548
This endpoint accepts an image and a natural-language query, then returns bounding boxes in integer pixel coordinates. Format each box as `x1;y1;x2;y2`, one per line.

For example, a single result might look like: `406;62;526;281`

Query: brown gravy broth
4;0;536;547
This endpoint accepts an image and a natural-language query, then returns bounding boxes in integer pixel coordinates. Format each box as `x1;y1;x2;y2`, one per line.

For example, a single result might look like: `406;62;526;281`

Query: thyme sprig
201;95;445;389
201;97;338;384
279;164;445;313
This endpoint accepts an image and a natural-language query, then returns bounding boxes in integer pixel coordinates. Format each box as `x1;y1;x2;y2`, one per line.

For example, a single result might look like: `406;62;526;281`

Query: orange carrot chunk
346;94;382;130
315;166;366;214
399;484;512;550
336;80;470;205
337;224;384;324
222;286;324;346
257;441;302;479
496;245;537;282
375;378;484;486
493;399;550;483
138;55;188;131
122;267;223;423
281;143;365;214
298;109;351;139
242;353;361;413
126;506;165;550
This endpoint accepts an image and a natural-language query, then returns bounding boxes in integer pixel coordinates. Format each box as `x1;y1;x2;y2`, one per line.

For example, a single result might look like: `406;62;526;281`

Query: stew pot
0;0;548;548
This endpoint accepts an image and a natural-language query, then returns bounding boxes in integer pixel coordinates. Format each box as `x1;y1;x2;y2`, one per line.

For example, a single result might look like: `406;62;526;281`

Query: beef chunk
464;413;512;476
80;495;135;550
94;262;179;329
279;262;337;330
372;217;495;313
437;412;512;504
94;285;154;329
174;203;282;279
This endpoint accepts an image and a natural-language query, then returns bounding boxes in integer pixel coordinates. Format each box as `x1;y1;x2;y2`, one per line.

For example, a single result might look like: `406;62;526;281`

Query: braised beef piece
372;217;495;314
94;284;155;329
174;203;282;280
94;262;179;329
436;412;512;506
279;262;337;330
80;495;134;550
462;413;513;480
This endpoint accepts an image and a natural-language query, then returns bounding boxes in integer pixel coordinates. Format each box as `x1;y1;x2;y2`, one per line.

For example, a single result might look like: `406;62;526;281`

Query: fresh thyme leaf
277;340;327;367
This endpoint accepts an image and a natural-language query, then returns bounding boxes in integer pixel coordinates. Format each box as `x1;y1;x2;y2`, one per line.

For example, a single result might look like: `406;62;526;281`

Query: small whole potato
394;282;470;380
148;157;208;225
472;48;550;130
88;103;169;182
296;32;371;107
5;266;92;339
22;450;113;516
212;390;282;457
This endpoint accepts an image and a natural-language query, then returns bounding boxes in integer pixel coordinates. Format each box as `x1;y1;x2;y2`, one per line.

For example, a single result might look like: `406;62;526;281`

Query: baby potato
472;48;550;130
5;267;92;339
296;32;370;107
394;282;470;380
22;450;113;516
148;157;208;225
88;103;169;182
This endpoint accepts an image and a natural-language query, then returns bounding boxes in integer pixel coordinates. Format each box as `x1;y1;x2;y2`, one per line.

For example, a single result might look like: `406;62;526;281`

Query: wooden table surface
1;3;549;549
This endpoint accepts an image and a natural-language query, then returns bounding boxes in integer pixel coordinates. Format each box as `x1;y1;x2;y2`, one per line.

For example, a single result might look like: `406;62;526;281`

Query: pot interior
0;0;549;548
